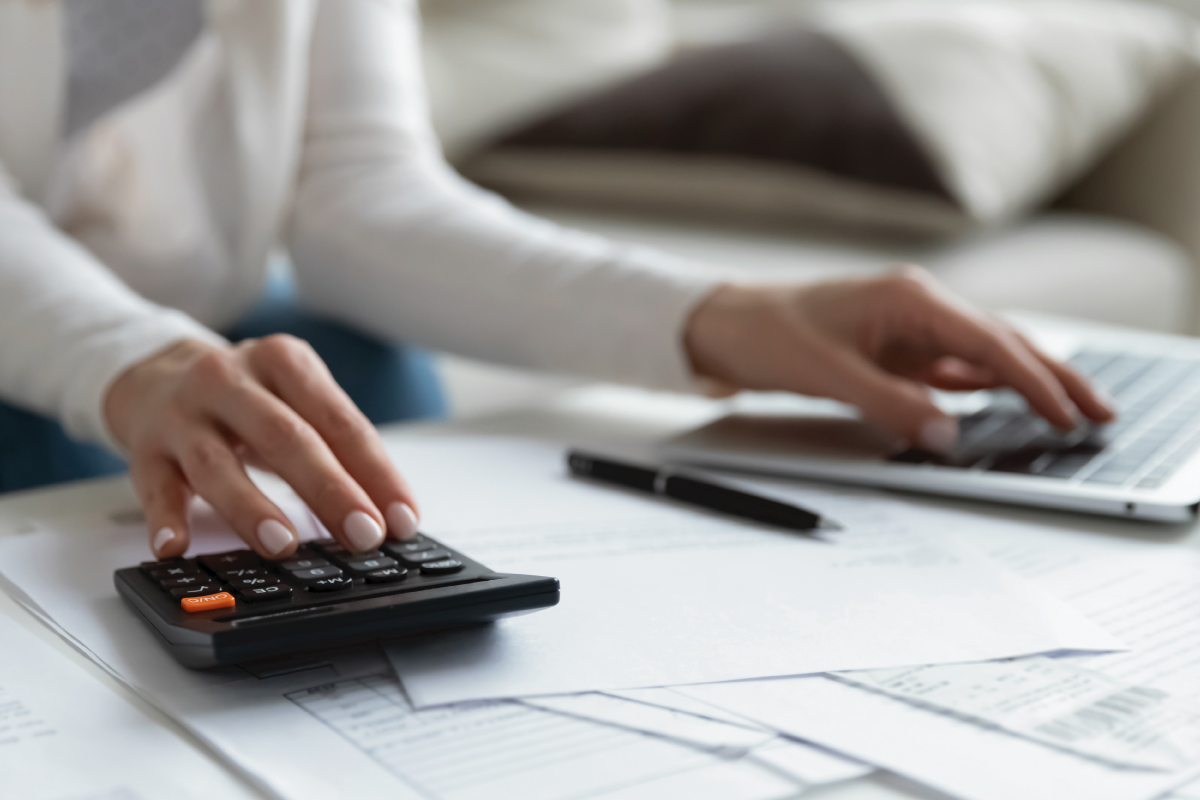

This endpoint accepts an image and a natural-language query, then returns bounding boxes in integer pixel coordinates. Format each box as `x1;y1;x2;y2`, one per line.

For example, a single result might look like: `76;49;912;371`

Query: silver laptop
660;324;1200;522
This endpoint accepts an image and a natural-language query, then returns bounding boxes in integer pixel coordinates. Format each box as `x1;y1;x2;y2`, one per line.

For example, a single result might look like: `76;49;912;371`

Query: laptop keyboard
888;350;1200;489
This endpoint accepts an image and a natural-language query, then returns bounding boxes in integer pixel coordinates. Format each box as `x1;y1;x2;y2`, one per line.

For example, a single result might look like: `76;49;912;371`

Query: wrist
684;283;790;387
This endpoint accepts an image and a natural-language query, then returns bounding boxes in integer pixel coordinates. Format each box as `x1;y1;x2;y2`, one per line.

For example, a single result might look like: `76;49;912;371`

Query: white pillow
817;0;1198;224
461;0;1197;233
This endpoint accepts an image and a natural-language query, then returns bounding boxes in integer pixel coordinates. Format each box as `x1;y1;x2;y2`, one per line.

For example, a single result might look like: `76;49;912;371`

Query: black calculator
114;534;559;668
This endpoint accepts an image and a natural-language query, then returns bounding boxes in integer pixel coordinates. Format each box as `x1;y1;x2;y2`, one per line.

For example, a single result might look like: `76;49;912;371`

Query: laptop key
988;449;1047;475
1038;451;1097;479
1084;462;1140;486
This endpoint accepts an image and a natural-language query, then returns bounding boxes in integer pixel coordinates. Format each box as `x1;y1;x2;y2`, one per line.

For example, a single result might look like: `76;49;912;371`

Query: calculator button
306;576;353;592
180;591;236;612
141;558;187;573
199;551;261;571
344;556;398;574
279;557;329;572
419;559;464;576
227;576;282;591
383;537;436;556
365;566;409;584
291;565;344;582
238;584;294;603
216;566;270;580
149;565;202;581
160;575;209;589
170;583;225;599
330;549;384;563
398;549;451;566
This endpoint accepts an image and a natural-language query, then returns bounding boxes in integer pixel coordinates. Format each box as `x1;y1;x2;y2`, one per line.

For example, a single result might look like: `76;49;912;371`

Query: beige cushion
523;203;1194;333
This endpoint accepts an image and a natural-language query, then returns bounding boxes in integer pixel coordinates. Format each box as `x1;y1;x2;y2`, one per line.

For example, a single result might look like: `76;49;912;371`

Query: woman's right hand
104;335;421;559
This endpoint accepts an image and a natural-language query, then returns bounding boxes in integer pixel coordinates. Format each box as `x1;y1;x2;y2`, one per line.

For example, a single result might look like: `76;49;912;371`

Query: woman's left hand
683;266;1116;453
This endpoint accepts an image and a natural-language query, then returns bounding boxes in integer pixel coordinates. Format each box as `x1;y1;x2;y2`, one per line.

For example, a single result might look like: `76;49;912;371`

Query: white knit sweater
0;0;716;452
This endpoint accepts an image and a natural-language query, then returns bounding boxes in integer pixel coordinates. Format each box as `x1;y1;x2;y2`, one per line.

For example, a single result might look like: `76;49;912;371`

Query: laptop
660;322;1200;522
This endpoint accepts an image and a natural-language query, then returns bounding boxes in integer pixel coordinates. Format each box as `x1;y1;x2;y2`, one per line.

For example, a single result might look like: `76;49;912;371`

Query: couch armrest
1060;64;1200;332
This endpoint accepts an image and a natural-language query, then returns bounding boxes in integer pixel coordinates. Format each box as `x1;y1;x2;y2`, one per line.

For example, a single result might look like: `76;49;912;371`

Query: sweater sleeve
0;166;226;451
286;0;722;392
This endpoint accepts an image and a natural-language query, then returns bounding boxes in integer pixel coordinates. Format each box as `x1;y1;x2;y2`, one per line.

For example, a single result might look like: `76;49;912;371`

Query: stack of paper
674;513;1200;800
1;436;1191;800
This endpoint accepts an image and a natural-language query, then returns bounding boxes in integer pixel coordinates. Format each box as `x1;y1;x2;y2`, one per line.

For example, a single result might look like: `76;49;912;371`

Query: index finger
1012;331;1118;423
922;299;1080;429
247;338;422;540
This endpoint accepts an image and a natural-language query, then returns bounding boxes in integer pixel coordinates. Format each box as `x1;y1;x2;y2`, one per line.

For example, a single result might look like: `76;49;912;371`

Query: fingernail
345;510;384;552
919;416;958;454
257;519;295;556
1096;385;1117;413
152;527;176;557
386;502;420;540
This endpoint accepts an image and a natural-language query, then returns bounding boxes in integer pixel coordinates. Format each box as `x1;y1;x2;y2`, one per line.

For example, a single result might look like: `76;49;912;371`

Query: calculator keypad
139;534;465;613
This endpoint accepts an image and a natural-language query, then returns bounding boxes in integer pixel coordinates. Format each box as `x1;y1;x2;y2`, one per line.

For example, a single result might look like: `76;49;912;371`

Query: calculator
114;534;559;668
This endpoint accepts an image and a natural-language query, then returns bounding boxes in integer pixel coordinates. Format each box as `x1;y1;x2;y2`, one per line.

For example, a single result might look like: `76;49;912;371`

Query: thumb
820;351;958;453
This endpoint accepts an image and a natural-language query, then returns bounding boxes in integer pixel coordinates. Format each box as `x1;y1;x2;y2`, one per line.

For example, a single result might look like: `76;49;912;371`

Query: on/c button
181;591;236;612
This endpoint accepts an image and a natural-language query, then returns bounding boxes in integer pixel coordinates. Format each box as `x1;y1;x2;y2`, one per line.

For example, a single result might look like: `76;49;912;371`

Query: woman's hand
684;266;1116;452
104;335;421;559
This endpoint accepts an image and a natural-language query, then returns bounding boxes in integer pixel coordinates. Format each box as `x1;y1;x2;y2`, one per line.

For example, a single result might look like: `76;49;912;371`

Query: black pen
566;451;842;533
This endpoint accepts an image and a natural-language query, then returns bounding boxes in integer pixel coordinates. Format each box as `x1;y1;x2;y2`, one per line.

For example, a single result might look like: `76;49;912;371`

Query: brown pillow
460;2;1192;235
462;29;963;234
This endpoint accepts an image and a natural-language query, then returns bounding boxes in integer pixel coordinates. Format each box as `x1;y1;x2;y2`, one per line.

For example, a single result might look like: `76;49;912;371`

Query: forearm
0;177;224;449
286;0;720;391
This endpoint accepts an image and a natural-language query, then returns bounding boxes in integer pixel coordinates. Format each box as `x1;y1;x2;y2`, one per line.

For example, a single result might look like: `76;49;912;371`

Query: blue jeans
0;276;447;493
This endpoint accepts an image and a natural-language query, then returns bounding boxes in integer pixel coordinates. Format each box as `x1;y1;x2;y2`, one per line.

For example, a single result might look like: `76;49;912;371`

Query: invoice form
683;514;1200;800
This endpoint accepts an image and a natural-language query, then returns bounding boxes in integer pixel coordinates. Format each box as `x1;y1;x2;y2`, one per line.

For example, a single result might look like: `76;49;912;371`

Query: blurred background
414;0;1200;416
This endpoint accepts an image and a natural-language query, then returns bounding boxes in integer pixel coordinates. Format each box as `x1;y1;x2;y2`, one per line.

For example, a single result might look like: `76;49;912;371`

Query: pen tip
817;519;844;532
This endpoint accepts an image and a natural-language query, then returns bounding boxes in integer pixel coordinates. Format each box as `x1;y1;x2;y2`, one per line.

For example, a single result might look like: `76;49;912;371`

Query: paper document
834;656;1200;770
520;690;871;786
287;670;802;800
383;438;1117;706
683;516;1200;800
1171;775;1200;799
0;611;256;800
0;502;803;800
522;692;774;751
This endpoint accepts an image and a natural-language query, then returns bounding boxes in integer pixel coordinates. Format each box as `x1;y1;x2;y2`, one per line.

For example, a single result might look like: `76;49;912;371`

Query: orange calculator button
180;591;236;612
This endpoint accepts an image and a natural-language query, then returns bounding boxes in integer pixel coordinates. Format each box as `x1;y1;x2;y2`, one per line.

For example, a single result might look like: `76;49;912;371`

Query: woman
0;0;1112;560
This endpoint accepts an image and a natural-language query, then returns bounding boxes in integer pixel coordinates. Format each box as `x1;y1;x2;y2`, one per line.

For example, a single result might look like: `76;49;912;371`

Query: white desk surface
3;376;1198;800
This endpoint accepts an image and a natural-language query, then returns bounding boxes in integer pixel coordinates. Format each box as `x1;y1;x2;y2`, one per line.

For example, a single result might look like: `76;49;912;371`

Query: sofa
416;0;1200;415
